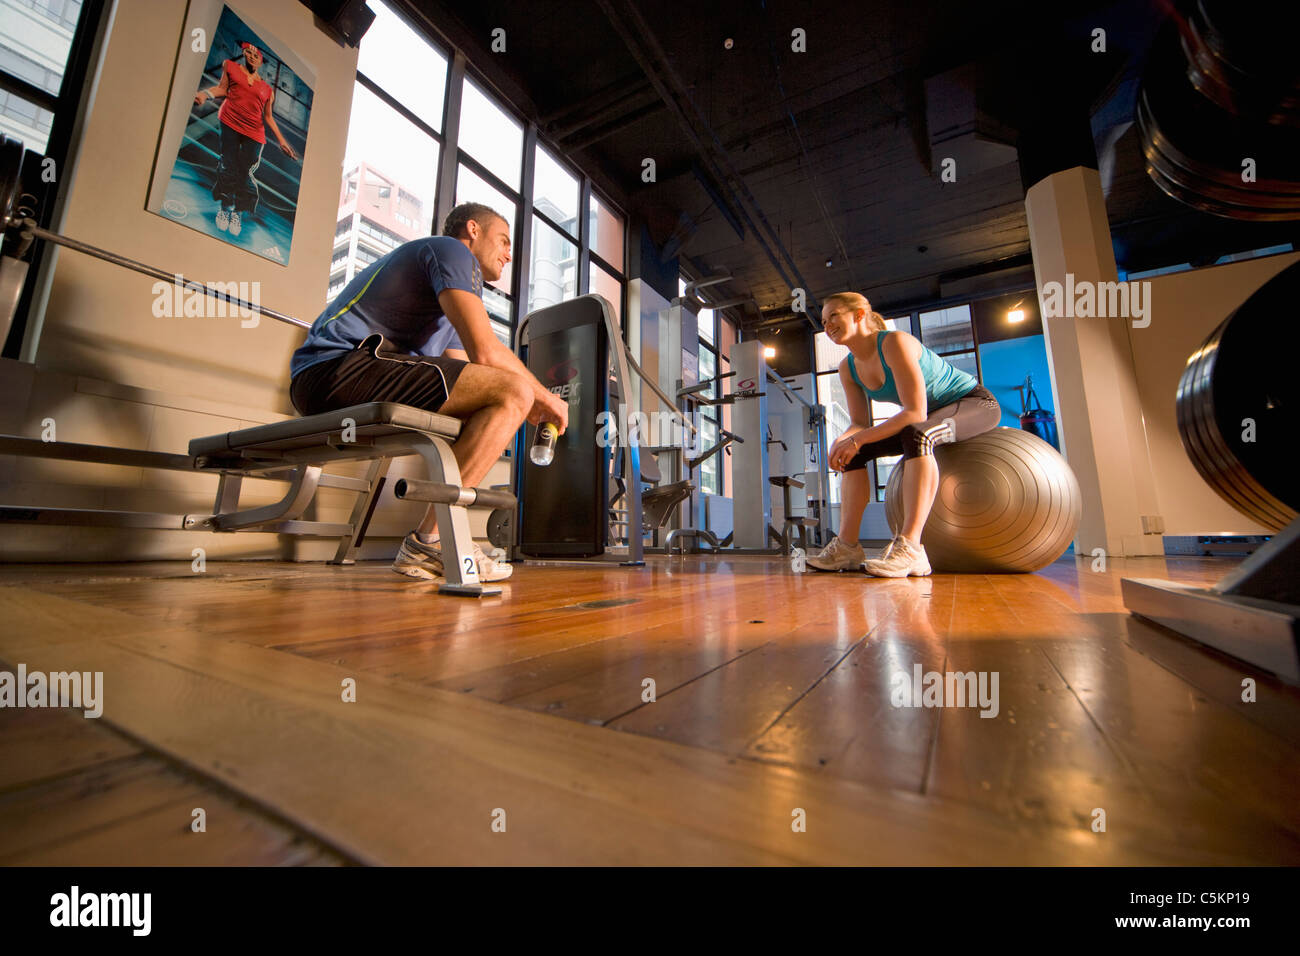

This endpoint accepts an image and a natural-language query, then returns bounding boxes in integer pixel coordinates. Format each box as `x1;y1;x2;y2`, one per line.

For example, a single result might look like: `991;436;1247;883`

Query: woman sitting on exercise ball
808;292;1001;576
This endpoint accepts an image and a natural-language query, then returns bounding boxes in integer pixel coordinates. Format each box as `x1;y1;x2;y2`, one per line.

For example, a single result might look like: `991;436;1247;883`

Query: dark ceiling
413;0;1299;330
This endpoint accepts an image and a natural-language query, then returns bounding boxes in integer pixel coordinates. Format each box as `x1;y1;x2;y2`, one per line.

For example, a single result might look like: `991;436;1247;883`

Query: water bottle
530;422;557;466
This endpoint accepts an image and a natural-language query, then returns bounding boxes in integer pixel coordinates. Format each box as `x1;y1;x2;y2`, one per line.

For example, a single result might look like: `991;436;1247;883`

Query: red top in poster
217;58;272;144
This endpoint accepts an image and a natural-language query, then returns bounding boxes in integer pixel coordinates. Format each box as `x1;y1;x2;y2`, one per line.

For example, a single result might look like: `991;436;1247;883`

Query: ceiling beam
595;0;822;330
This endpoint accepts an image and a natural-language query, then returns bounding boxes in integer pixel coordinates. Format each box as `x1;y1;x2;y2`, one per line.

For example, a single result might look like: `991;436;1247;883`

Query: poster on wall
146;1;315;264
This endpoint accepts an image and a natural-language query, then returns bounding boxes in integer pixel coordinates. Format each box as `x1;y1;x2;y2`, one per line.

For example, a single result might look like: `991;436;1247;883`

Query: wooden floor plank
0;699;141;791
0;583;1212;864
921;575;1145;835
742;576;955;791
1;553;1295;865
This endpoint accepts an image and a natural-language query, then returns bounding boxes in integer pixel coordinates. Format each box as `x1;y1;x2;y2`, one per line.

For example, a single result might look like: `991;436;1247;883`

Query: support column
1024;167;1164;557
731;339;770;548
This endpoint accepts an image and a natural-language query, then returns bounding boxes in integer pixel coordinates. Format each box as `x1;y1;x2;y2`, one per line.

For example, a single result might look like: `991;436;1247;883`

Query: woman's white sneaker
806;536;866;571
862;536;932;577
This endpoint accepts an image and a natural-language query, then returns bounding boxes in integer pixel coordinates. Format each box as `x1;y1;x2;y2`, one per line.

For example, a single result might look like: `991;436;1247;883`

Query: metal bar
208;465;322;531
18;224;310;329
765;367;815;410
0;435;379;492
408;433;500;596
0;70;58;112
0;506;189;529
1122;577;1300;685
261;520;354;537
0;434;194;470
624;350;699;435
331;459;389;564
317;473;375;493
393;477;516;510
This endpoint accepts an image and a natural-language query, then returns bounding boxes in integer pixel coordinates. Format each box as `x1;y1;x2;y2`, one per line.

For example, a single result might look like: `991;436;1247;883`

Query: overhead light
724;37;734;49
764;346;776;359
1007;309;1025;323
825;258;833;267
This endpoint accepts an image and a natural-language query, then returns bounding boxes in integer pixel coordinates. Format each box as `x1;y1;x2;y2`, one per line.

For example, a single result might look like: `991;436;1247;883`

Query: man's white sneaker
215;207;230;231
391;533;513;583
228;210;242;236
392;531;442;581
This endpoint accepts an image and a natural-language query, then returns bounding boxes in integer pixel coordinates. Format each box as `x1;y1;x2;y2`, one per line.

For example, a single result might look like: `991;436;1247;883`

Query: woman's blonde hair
824;291;887;332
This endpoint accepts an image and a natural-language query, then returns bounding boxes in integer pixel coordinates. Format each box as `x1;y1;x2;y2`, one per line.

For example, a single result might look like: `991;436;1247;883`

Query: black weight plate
486;507;513;549
1176;261;1300;529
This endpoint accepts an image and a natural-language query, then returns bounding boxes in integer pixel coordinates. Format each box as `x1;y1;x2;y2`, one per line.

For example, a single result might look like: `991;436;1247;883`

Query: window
586;260;623;322
918;305;975;354
0;0;85;152
684;281;722;495
528;216;577;313
589;193;624;271
356;0;447;130
343;85;439;236
455;162;516;293
532;144;579;236
327;11;627;367
483;286;512;345
357;216;406;249
459;77;523;190
15;0;84;31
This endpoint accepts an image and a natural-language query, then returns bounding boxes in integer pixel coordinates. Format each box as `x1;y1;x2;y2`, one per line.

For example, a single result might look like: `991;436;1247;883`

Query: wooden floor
2;552;1298;865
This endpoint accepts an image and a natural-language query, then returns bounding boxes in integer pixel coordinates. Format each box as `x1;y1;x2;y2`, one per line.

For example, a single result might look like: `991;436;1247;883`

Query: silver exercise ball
884;427;1082;573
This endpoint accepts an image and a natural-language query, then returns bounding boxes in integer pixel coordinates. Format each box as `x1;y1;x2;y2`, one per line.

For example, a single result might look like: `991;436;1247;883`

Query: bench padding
189;402;462;462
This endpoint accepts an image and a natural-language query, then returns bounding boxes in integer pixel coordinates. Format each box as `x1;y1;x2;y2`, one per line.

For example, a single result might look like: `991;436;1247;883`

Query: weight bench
1;401;510;597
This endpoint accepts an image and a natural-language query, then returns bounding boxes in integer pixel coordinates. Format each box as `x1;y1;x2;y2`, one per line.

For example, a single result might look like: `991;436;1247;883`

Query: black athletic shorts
290;333;469;417
843;383;1001;466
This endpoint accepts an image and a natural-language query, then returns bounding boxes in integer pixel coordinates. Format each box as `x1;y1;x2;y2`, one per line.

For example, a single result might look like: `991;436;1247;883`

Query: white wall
0;0;512;562
1126;252;1298;535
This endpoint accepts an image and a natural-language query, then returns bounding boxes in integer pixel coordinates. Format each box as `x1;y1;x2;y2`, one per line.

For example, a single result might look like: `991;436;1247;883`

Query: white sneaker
391;533;512;582
862;535;932;577
228;210;242;235
215;207;230;231
806;535;866;571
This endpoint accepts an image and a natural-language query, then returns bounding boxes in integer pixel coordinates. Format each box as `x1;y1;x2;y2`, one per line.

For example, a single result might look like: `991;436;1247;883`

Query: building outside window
0;0;85;151
331;0;626;350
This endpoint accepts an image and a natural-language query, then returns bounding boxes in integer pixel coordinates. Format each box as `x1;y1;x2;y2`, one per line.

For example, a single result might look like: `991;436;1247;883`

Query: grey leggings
842;385;1001;467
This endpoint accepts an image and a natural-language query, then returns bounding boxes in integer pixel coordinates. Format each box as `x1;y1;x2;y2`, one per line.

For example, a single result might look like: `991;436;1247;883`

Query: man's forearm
474;339;551;401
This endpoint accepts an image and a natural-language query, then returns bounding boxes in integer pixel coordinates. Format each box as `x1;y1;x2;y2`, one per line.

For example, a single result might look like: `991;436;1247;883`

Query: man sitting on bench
289;202;568;582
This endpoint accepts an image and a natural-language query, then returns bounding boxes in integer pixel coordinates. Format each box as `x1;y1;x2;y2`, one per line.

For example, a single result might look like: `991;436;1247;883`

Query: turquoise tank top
847;330;977;407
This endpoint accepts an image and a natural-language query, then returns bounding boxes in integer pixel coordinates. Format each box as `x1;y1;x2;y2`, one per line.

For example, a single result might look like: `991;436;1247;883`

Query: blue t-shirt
291;236;481;377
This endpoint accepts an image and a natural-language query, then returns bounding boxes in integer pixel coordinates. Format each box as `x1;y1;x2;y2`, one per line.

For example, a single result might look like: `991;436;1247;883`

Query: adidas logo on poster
262;245;285;262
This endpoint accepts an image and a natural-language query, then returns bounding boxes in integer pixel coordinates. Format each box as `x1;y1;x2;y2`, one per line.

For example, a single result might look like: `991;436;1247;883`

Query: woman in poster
193;41;298;237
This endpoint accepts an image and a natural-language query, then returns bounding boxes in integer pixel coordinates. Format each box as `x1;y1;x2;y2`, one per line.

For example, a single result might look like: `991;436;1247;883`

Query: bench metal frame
0;402;502;597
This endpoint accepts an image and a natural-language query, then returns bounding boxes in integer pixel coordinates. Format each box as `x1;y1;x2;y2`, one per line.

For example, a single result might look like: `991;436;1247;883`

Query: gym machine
491;294;697;563
724;339;832;554
0;135;508;596
660;369;743;553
